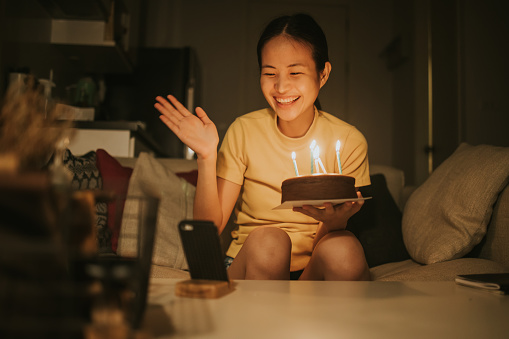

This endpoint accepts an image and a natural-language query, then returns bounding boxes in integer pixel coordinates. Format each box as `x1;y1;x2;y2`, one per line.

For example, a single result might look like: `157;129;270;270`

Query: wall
391;0;509;186
391;0;418;184
462;0;509;148
346;0;394;167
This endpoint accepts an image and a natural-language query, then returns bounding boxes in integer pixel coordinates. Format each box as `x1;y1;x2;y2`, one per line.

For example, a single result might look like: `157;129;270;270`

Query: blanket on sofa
117;152;194;271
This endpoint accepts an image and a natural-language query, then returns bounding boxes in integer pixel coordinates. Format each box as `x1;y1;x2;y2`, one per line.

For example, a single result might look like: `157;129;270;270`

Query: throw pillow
63;149;111;254
176;169;198;186
117;152;194;270
402;143;509;264
95;148;134;253
347;174;410;268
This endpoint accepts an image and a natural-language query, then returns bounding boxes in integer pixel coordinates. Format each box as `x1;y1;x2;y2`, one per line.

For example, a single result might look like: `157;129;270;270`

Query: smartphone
178;220;229;282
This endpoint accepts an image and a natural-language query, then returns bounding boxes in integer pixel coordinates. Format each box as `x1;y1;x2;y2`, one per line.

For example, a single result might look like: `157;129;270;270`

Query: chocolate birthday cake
281;174;357;203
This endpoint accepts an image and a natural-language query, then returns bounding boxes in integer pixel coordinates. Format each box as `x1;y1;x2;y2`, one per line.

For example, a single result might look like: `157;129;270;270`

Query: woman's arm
194;154;241;233
154;95;240;232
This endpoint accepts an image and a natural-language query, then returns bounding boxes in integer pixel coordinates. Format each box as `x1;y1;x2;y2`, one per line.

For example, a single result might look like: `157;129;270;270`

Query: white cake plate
273;197;372;210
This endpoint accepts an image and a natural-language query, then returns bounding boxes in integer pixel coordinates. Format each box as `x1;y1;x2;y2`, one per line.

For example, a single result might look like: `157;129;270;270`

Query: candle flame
313;145;320;159
336;140;341;152
291;151;296;160
310;140;316;150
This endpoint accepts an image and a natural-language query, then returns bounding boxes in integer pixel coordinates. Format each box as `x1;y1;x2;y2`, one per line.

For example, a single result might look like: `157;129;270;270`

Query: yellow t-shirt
217;107;370;271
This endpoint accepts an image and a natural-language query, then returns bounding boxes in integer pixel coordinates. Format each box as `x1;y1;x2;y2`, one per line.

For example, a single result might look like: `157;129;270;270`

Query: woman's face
260;35;330;137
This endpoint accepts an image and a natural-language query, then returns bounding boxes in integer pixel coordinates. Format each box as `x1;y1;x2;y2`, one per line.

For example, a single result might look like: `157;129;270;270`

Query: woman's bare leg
299;230;370;281
227;227;292;280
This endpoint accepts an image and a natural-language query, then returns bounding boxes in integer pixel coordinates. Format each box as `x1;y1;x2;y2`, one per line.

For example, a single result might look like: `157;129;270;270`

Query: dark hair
257;13;329;72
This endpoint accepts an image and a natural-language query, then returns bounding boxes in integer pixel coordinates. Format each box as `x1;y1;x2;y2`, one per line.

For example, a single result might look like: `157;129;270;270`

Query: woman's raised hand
155;95;219;159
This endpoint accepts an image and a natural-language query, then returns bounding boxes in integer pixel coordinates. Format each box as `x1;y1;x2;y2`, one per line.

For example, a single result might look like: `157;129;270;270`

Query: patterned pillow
63;149;112;254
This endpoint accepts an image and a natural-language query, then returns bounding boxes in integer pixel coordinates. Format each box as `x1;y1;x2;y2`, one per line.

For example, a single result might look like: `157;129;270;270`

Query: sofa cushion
371;258;508;281
63;149;111;254
347;174;410;268
117;152;194;271
96;148;133;253
402;143;509;265
479;183;509;269
150;264;191;279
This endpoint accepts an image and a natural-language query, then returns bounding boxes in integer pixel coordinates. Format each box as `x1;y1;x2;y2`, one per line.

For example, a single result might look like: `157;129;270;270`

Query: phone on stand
178;220;229;282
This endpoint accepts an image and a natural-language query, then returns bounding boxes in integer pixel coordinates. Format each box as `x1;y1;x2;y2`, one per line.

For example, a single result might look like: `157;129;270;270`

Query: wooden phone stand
175;279;234;299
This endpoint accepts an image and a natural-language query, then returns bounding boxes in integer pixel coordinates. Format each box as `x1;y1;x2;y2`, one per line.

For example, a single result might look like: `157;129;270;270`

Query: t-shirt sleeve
342;127;370;187
216;120;246;186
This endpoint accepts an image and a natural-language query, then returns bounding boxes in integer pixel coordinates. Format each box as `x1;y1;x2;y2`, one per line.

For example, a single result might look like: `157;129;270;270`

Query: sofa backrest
370;165;407;211
116;157;198;173
478;182;509;269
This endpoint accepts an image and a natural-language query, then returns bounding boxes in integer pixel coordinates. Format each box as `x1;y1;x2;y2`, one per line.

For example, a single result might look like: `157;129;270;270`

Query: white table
144;278;509;339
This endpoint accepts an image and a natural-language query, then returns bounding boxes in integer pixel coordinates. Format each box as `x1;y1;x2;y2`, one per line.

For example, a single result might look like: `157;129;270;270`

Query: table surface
144;278;509;339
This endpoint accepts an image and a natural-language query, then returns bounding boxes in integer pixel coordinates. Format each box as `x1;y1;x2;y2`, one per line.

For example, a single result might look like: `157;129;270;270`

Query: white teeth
276;97;299;104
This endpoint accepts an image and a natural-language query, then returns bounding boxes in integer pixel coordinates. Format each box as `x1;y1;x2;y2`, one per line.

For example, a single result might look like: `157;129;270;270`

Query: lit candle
336;140;343;174
292;152;299;176
316;146;327;174
310;140;316;174
313;146;320;174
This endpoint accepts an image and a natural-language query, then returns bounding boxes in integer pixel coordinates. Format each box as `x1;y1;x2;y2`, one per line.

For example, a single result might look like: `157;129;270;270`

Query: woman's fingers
166;94;192;117
293;198;363;223
195;107;213;124
154;95;197;135
155;95;191;121
158;114;178;134
155;96;181;126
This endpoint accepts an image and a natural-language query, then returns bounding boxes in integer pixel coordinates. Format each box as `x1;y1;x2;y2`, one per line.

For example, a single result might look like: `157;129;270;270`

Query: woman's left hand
293;191;364;232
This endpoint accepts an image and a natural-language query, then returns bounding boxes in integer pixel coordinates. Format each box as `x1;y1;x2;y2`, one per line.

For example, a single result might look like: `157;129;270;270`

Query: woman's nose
275;75;290;93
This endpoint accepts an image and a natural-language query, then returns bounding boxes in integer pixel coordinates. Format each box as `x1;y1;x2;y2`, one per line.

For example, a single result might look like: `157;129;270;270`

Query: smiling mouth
275;96;300;105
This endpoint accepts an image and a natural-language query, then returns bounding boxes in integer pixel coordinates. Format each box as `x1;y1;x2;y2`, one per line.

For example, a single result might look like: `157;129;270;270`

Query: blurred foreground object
0;77;154;337
0;75;74;172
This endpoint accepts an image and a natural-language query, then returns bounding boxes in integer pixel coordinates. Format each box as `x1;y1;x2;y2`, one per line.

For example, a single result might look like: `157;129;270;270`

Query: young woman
155;13;371;281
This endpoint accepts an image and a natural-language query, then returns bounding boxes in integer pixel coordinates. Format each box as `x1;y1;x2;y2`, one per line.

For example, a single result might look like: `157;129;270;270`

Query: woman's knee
239;227;292;279
313;231;369;280
316;231;362;254
242;227;291;262
245;227;291;251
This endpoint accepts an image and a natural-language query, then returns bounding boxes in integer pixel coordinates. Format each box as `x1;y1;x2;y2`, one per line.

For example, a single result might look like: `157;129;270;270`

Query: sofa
66;143;509;281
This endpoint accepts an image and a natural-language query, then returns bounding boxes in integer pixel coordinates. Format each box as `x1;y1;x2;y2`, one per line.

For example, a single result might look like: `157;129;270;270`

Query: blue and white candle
310;140;316;174
292;151;299;176
336;140;343;174
315;146;327;174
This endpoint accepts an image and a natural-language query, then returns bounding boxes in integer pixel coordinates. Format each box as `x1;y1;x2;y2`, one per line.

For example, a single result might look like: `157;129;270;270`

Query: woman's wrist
322;220;347;233
196;149;218;162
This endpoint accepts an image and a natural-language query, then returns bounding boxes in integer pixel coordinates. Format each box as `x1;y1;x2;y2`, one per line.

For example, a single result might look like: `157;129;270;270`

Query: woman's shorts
224;256;303;280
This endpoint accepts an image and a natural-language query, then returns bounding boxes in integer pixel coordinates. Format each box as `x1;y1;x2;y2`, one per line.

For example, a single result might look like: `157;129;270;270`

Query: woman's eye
291;72;303;75
263;73;275;76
